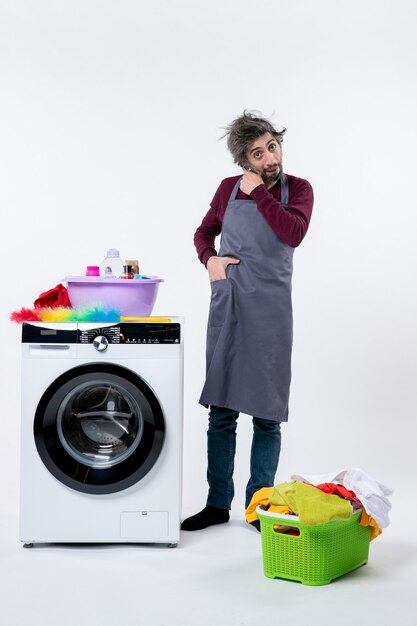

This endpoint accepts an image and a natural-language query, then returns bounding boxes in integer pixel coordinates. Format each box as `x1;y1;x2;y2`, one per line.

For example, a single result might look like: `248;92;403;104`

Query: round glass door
34;364;165;494
56;380;143;468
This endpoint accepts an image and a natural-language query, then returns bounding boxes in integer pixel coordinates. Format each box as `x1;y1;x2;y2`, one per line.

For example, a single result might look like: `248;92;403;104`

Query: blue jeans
206;405;282;510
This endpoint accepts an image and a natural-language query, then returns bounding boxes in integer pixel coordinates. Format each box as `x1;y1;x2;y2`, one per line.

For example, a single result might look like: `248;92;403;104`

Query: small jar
125;259;140;275
86;265;100;276
120;264;134;279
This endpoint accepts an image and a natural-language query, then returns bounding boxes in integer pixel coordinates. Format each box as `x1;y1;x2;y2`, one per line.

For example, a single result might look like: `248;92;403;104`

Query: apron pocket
208;279;230;327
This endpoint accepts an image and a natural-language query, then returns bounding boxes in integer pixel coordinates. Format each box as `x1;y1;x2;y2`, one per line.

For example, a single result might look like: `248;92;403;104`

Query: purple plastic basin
64;276;163;316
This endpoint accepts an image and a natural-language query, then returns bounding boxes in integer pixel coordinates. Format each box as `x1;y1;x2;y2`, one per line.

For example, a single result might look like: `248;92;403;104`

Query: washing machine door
34;364;165;494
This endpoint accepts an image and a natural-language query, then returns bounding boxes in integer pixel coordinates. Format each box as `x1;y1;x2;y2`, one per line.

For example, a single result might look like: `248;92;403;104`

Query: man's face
245;132;282;186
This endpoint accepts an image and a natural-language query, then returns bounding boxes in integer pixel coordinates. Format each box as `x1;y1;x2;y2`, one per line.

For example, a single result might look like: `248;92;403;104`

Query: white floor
1;499;416;626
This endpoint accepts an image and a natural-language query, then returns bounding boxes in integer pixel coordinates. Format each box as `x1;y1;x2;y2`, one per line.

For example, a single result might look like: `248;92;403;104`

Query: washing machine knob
93;336;109;351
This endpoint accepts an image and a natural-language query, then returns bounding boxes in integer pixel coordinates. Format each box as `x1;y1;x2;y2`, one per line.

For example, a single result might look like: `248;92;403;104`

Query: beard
246;161;283;186
262;169;281;186
261;160;282;186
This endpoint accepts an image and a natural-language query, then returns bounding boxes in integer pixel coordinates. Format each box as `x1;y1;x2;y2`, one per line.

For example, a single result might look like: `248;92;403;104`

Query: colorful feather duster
10;307;42;323
10;304;121;324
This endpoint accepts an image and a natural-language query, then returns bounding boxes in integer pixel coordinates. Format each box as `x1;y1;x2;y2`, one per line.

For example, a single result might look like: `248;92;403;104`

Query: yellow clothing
245;487;292;523
360;510;382;541
270;481;353;526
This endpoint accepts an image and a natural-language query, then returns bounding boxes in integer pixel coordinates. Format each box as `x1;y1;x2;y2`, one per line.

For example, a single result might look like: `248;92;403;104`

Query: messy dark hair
222;110;286;167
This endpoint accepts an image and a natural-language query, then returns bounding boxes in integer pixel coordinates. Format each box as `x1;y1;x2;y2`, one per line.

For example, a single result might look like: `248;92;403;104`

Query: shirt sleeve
193;202;223;266
250;177;314;247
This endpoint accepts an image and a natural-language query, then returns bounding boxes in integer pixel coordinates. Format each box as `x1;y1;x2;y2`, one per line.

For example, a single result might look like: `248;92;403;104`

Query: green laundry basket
256;507;371;586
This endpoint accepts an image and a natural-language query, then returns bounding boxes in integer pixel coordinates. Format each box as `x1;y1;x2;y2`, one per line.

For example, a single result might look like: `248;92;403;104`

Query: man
182;111;314;531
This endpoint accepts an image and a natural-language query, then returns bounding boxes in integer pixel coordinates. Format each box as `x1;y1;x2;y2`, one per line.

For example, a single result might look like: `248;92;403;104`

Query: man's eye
253;152;261;159
269;143;277;151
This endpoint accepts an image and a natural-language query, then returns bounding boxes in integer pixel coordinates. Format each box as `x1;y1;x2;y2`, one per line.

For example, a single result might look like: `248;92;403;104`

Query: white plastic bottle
100;248;124;278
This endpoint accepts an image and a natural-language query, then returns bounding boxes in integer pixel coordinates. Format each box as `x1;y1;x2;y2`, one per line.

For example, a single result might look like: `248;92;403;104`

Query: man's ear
239;157;252;171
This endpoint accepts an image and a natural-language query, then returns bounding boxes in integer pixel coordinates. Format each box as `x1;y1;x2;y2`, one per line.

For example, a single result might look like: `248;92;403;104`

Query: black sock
181;506;230;531
249;519;261;532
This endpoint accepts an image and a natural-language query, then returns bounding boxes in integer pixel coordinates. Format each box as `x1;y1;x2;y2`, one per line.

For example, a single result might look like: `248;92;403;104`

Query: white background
1;1;416;624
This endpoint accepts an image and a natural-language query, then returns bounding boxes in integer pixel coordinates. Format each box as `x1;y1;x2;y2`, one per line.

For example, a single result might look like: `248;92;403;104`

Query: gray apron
199;174;293;422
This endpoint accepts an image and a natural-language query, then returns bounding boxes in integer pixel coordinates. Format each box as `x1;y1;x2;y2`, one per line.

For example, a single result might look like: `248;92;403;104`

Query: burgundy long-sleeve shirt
194;174;314;266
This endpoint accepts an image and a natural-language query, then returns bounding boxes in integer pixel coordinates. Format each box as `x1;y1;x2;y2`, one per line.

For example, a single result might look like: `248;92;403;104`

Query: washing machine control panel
22;322;181;344
78;323;181;345
79;325;121;345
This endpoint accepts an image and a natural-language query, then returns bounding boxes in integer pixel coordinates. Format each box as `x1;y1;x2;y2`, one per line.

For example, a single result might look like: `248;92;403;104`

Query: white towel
291;468;393;528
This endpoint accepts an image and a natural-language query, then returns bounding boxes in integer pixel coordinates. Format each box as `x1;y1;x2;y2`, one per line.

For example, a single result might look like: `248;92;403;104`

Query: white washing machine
20;319;183;547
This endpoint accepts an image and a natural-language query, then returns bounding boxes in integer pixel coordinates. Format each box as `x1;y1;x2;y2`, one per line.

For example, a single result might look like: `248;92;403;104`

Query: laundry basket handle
256;506;303;534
